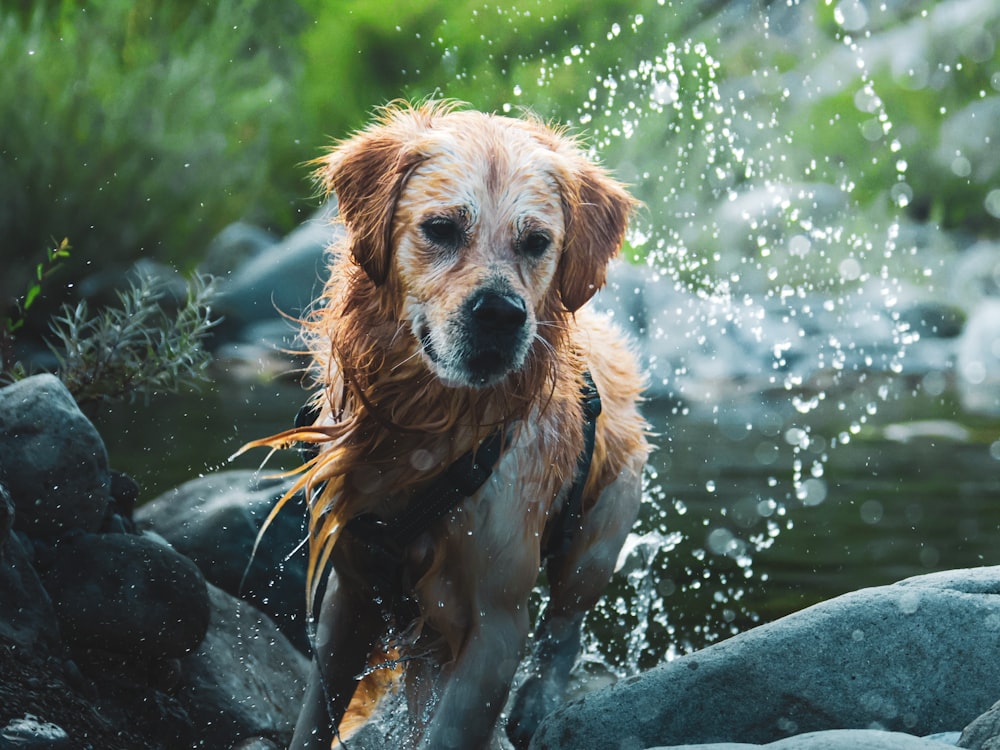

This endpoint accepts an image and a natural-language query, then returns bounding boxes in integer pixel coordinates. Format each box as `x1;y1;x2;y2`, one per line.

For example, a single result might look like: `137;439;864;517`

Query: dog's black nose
471;292;527;334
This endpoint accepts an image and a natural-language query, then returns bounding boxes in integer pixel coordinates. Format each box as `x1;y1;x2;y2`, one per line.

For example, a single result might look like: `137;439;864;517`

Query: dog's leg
418;604;531;750
506;463;643;748
290;571;383;750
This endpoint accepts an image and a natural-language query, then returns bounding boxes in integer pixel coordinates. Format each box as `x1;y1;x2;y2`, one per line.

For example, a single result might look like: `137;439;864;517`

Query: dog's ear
315;125;424;286
557;160;636;313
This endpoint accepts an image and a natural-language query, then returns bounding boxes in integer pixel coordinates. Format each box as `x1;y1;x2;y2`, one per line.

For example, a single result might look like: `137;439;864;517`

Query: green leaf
24;284;40;310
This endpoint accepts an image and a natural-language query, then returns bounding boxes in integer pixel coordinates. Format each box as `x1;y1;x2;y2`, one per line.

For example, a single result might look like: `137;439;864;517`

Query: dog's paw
505;674;562;749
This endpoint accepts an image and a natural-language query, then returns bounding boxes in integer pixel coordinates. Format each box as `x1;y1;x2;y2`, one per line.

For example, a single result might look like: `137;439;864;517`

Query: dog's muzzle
463;289;529;383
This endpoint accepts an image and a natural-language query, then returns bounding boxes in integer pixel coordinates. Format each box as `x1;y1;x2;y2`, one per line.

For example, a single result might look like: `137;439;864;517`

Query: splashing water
436;1;968;680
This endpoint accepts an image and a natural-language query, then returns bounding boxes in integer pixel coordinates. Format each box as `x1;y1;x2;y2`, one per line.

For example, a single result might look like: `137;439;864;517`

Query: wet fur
260;101;649;749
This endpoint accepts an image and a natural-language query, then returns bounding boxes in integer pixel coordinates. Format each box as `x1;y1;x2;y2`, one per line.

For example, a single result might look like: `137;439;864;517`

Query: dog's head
317;101;635;389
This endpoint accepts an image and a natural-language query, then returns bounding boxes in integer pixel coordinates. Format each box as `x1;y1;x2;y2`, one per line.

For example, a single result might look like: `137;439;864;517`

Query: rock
645;729;959;749
232;739;283;750
136;470;310;651
959;697;1000;749
956;298;1000;416
0;374;111;538
530;567;1000;749
76;258;190;315
0;481;12;550
39;532;210;661
176;583;308;749
0;531;60;649
212;202;338;341
200;220;280;279
897;302;965;339
0;714;73;749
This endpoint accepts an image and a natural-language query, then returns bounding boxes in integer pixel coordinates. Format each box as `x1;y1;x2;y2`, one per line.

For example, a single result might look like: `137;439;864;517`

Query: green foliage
43;272;218;406
0;0;310;305
2;0;998;310
3;238;71;335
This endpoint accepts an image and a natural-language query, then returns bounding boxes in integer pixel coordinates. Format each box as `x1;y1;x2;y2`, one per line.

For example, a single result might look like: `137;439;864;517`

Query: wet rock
77;258;190;314
959;697;1000;749
530;567;1000;750
645;729;959;749
897;301;965;340
39;532;209;661
0;482;12;550
951;240;1000;301
0;374;111;538
212;202;338;342
136;469;310;651
176;583;308;749
200;220;280;279
232;738;283;750
0;531;59;649
0;714;73;749
956;298;1000;416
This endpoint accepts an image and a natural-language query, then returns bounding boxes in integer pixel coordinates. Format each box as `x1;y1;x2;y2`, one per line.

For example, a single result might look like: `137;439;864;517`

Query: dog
248;101;648;749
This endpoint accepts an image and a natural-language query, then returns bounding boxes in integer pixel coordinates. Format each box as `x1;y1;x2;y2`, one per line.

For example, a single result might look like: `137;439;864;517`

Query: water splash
478;1;932;677
391;0;1000;689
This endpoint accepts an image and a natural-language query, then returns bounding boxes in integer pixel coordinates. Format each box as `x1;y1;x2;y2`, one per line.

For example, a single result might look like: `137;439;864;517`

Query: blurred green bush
0;0;309;316
3;0;998;323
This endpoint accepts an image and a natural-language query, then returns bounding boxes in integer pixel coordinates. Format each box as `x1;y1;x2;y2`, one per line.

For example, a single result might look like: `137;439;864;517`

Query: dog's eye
520;231;552;258
421;217;464;248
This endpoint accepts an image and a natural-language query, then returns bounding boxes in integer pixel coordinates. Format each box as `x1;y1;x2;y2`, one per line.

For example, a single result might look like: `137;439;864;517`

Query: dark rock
897;302;965;339
212;202;338;341
108;470;140;520
200;221;280;279
0;531;60;649
232;738;283;750
136;470;310;651
0;482;12;551
531;567;1000;750
76;258;190;315
176;583;307;749
644;729;959;749
0;374;111;538
40;532;209;661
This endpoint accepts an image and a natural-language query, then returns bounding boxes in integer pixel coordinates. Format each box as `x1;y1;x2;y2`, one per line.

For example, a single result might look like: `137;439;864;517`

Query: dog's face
319;103;635;389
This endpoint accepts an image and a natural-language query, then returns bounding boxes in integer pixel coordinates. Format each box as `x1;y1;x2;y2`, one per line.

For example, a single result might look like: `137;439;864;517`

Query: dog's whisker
389;346;424;372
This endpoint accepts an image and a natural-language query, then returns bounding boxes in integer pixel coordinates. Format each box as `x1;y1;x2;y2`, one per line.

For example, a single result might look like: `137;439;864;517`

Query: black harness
295;372;602;621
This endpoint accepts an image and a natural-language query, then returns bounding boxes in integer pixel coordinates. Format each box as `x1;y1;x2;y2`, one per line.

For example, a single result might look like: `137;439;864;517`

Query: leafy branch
46;272;219;406
1;238;72;379
4;237;73;335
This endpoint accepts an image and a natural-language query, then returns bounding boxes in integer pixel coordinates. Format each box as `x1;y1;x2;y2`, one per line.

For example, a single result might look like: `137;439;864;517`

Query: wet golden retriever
251;101;648;749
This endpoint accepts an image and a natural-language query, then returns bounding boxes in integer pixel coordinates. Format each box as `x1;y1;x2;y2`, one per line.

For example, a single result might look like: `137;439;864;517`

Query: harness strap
295;371;601;609
346;426;506;556
544;370;602;562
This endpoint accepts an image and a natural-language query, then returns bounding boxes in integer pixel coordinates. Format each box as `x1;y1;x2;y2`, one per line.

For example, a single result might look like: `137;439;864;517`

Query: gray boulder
40;532;210;661
956;298;1000;416
646;730;958;749
531;567;1000;749
960;697;1000;749
136;470;309;650
0;530;60;649
0;374;110;538
213;202;339;337
176;583;308;749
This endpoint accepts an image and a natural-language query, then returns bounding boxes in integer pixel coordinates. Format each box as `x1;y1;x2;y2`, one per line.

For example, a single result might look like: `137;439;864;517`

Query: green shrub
39;272;217;407
0;0;309;309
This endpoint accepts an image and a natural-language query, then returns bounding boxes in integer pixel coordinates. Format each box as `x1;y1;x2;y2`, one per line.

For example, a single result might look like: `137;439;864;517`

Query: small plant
3;237;72;336
45;272;219;406
0;238;72;379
